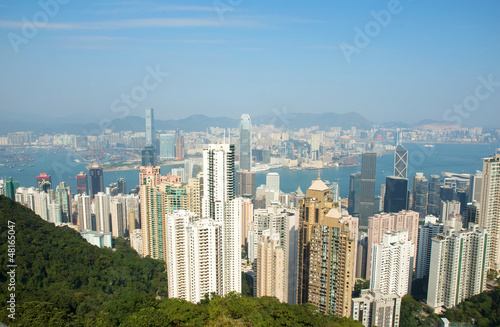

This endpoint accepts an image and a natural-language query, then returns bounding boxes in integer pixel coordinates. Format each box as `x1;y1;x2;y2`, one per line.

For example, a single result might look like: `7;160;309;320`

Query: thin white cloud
157;5;216;12
0;17;260;30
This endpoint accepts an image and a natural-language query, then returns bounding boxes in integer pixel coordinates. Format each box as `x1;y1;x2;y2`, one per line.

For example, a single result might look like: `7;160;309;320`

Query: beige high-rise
297;178;357;317
479;154;500;270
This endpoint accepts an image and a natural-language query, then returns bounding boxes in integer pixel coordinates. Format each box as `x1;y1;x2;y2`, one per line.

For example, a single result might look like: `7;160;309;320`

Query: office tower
55;182;71;223
175;131;185;159
413;175;428;218
141;145;155;167
117;178;127;194
160;133;176;160
241;198;253;247
237;170;256;200
468;171;483;203
348;172;361;217
427;222;488;309
479;154;500;270
167;211;219;303
394;144;408;179
360;153;376;227
365;210;419;280
239;114;252;171
384;176;409;213
463;202;480;229
76;172;88;195
428;175;441;216
36;173;52;192
415;216;443;279
145;108;154;146
266;172;280;192
440;200;461;223
110;199;124;237
76;193;91;231
94;192;111;233
88;162;104;199
255;230;286;302
297;178;357;317
202;143;241;296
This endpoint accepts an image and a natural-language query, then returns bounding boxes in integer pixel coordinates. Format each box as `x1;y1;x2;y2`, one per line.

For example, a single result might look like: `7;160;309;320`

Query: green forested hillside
0;196;362;326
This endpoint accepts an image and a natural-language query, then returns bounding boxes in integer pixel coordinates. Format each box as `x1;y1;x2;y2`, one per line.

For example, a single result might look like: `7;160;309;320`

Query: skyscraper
239;114;252;171
478;154;500;270
394;144;408;179
348;172;361;217
360;153;376;227
76;172;88;195
36;173;52;192
160;133;176;160
55;182;71;223
384;176;409;213
94;192;111;233
117;178;127;195
413;174;428;218
415;216;443;279
427;221;488;309
202;143;241;296
175;130;185;159
142;108;156;166
88;162;104;199
166;211;220;303
428;175;441;216
297;178;357;317
76;193;91;231
141;145;155;166
365;210;419;280
353;229;413;327
236;170;256;199
145;108;154;146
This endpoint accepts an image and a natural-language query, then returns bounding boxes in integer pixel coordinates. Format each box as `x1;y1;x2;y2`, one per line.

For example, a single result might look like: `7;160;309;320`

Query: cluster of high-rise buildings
1;108;500;327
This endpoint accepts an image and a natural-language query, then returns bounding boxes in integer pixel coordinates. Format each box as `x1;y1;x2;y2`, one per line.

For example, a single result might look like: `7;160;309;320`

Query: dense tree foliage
444;287;500;327
0;196;362;326
0;195;167;326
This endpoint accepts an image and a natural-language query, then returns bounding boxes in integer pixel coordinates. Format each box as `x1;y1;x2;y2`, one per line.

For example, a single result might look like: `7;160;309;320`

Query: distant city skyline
0;1;499;127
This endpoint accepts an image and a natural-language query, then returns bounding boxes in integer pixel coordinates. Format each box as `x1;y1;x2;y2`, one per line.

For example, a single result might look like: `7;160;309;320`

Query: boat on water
424;144;434;148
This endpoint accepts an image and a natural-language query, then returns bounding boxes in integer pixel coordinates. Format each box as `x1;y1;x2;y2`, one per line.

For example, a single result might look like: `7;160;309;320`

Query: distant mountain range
0;111;448;134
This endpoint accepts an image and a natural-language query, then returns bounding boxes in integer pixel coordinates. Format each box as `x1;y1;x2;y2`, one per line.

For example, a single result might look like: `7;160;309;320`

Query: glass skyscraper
239;114;252;171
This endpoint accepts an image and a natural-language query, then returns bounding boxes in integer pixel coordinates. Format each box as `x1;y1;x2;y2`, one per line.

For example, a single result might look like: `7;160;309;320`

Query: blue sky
0;0;499;126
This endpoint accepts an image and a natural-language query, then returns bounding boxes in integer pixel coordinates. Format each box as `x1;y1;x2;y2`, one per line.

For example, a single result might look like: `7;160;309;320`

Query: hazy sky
0;0;499;126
